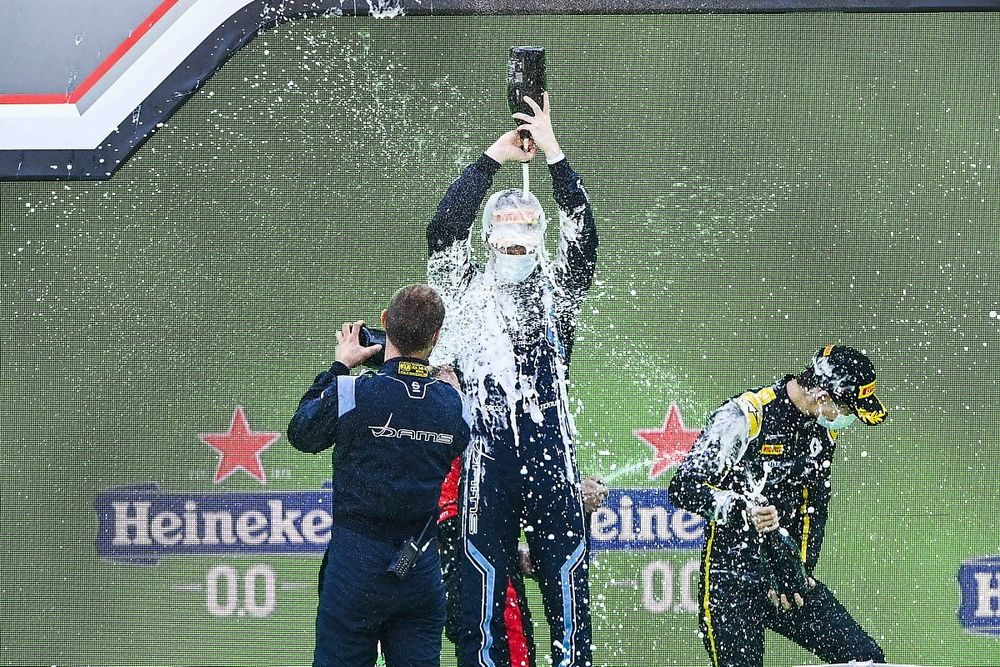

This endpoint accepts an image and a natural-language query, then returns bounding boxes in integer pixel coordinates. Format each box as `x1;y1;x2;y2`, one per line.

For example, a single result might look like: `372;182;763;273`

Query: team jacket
288;357;471;544
667;377;835;577
426;154;597;436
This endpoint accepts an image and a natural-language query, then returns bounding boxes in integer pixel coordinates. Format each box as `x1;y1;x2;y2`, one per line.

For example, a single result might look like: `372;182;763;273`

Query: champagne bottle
507;46;546;141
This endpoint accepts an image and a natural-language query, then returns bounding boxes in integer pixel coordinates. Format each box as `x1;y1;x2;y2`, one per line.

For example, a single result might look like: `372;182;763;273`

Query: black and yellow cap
811;345;888;426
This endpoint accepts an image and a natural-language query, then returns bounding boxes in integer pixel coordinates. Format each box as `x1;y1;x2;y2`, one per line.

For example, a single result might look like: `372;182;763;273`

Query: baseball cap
810;345;888;426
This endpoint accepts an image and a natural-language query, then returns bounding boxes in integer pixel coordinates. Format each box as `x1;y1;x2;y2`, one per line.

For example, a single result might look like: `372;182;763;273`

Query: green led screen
2;12;998;667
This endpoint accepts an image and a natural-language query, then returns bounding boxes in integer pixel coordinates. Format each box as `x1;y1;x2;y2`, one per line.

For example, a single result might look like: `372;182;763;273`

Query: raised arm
427;131;535;301
513;93;597;304
550;158;597;301
287;361;350;454
427;155;497;258
287;321;381;454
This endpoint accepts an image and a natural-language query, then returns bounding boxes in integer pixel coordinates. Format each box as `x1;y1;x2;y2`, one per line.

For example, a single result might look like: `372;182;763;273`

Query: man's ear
380;309;388;330
432;328;441;346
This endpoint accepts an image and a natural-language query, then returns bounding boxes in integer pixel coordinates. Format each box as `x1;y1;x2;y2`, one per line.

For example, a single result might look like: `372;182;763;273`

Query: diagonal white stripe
0;0;254;150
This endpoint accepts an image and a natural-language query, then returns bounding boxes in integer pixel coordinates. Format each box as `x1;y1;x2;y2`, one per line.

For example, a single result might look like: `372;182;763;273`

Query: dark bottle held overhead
507;46;546;141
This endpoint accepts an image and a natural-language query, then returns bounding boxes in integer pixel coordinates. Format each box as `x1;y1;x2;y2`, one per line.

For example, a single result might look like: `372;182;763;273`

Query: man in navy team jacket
288;284;471;667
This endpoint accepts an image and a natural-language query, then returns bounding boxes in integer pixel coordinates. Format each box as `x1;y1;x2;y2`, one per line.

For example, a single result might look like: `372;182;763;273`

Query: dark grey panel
2;0;997;179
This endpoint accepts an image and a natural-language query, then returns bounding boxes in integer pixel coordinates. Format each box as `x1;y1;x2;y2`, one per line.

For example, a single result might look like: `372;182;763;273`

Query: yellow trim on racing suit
703;521;720;667
800;486;809;563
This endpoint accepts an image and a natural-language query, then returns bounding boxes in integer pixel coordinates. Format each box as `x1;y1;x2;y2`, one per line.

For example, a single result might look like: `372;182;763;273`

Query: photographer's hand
335;320;381;369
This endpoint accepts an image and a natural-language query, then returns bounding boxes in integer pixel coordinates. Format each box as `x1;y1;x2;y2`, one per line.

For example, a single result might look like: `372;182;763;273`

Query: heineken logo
96;484;333;565
958;556;1000;635
590;489;705;551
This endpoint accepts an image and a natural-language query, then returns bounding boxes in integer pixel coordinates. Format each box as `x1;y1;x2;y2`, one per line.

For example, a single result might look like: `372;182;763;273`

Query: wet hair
797;365;853;409
488;188;544;216
481;188;547;245
796;366;820;390
384;284;445;356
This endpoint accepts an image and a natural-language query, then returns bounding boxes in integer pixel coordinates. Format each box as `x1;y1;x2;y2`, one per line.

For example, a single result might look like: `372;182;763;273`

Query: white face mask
481;191;546;284
490;253;539;283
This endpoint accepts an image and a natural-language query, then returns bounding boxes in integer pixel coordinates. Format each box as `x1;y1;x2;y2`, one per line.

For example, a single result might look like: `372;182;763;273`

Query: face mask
817;412;857;430
490;253;539;283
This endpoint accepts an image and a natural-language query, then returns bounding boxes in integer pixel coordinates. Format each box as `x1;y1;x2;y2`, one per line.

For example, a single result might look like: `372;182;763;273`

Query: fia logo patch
398;361;429;378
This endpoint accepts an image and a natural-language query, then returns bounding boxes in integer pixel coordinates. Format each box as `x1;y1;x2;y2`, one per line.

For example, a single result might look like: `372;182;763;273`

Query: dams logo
369;414;454;444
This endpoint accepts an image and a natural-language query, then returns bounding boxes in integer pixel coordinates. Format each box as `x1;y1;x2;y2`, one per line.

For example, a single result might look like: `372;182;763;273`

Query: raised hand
485;129;537;164
512;92;561;159
335;320;382;369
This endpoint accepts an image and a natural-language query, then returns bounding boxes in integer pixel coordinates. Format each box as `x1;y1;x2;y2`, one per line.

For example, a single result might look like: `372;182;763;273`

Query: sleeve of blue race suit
667;401;755;525
426;154;499;301
549;157;598;305
287;361;351;454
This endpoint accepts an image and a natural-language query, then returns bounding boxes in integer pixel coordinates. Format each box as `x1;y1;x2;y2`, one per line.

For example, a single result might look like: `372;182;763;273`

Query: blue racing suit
289;357;470;667
427;154;598;667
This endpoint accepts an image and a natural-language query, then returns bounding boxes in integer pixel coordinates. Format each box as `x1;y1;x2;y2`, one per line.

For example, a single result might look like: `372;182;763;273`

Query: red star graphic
199;406;280;484
634;402;702;480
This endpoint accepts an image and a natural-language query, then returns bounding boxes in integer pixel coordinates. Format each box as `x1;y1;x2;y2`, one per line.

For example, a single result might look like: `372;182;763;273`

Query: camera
358;325;387;369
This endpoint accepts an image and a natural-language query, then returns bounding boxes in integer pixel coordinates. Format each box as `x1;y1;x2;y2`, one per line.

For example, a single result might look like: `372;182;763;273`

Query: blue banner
958;555;1000;636
95;484;334;565
589;489;705;552
96;485;704;563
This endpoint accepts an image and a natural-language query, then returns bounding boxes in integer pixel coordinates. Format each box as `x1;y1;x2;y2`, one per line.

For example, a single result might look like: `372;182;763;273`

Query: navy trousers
459;407;592;667
314;524;446;667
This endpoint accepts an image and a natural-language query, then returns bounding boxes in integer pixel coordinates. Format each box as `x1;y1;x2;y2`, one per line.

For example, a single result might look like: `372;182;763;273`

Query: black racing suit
668;377;885;667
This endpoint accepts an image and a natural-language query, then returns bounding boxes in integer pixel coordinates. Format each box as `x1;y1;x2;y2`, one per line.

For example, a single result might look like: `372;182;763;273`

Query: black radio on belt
386;515;435;580
387;539;422;580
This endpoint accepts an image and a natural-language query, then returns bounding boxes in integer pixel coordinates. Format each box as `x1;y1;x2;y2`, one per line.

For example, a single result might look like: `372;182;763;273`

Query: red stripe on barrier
0;0;181;105
0;93;71;104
